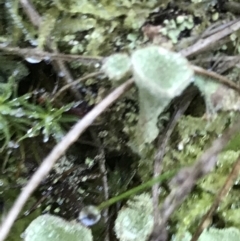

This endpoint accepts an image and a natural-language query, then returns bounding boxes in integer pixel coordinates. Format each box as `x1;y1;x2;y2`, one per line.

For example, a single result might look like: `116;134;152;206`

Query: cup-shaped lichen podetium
101;53;131;82
131;46;193;150
23;214;93;241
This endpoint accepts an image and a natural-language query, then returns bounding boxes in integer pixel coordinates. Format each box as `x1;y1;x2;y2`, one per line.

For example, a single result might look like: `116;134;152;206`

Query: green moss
173;227;240;241
38;8;59;49
199;151;240;193
5;0;37;45
173;192;213;235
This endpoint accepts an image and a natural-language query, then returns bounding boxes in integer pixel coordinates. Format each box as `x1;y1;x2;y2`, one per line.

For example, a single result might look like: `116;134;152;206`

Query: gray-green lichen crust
114;193;154;241
23;214;93;241
101;53;131;81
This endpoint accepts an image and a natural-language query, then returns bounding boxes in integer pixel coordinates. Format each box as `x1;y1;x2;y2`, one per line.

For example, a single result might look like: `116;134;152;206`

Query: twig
19;0;41;27
0;45;103;65
198;19;238;41
154;115;240;234
50;71;102;102
190;154;240;241
0;78;134;241
192;55;240;74
51;58;82;99
98;150;110;241
18;0;85;100
90;129;110;241
151;88;196;233
191;65;240;94
180;18;240;57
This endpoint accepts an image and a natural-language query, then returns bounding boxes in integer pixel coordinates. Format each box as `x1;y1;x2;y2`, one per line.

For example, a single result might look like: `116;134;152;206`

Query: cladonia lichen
114;193;154;241
23;214;93;241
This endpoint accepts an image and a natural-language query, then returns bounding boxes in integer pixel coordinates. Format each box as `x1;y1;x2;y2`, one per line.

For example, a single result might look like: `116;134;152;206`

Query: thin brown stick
190;154;240;241
51;71;102;102
192;55;240;74
152;90;195;227
180;18;240;57
0;78;134;241
19;0;41;27
53;60;82;99
0;45;103;65
18;0;87;100
98;150;110;241
191;65;240;94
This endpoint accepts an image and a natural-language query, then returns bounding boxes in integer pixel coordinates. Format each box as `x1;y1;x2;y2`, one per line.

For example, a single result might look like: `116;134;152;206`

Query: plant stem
97;169;176;210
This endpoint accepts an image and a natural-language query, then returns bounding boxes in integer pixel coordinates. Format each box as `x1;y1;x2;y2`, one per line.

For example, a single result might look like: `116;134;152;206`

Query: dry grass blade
180;18;240;57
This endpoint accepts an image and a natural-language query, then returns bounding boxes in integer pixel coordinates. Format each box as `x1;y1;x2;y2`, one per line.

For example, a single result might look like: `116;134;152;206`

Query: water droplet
27;128;36;137
7;141;19;149
44;56;51;64
14;108;25;117
58;71;65;77
78;205;101;226
20;232;26;239
25;56;41;64
30;39;38;46
95;63;100;68
43;135;49;143
24;210;30;216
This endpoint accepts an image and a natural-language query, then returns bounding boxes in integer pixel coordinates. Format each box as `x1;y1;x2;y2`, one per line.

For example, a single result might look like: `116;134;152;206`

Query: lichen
101;53;131;82
160;15;194;44
114;193;154;241
130;46;193;152
194;74;240;115
23;214;93;241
